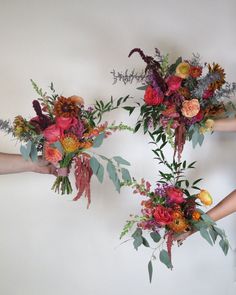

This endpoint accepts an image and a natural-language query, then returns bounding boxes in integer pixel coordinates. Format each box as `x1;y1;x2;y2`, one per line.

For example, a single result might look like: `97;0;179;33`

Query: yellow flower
197;190;213;206
204;119;214;130
60;133;79;153
13;115;29;137
176;62;191;79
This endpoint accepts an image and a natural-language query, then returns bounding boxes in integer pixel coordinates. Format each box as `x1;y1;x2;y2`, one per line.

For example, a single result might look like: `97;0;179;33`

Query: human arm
175;189;236;244
0;152;57;175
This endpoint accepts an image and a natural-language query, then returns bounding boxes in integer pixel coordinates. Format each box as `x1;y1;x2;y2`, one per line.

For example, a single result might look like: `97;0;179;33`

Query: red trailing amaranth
74;154;93;207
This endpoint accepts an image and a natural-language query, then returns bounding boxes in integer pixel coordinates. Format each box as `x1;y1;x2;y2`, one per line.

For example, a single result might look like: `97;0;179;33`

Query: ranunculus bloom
162;104;179;118
203;89;214;99
144;85;164;106
68;95;84;105
166;187;185;204
190;66;202;78
56;117;78;131
181;99;200;118
166;76;182;91
175;62;191;79
44;142;62;164
153;205;173;226
197;190;213;206
43;124;61;142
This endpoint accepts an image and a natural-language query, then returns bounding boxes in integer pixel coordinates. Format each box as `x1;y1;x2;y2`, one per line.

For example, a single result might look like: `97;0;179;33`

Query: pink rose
166;76;182;92
43;124;61;142
56;117;78;131
144;85;164;106
153;205;173;226
166;187;185;204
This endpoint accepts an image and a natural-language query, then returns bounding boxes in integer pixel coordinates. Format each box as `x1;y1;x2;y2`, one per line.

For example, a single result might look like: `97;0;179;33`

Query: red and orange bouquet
121;152;229;282
114;48;236;159
1;81;131;206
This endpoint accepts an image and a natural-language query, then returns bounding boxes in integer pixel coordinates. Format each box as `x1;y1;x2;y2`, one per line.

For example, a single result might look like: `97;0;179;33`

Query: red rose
166;187;185;204
193;110;204;122
43;124;61;143
190;66;202;78
153;205;173;226
144;85;164;106
166;76;182;91
56;117;78;131
203;89;214;99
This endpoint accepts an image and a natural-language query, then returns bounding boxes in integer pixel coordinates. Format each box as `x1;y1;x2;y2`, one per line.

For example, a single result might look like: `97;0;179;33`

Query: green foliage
159;250;173;269
148;260;153;283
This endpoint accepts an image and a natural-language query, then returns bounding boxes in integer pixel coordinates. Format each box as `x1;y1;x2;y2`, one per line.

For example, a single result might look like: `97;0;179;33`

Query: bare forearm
207;189;236;221
213;118;236;132
0;153;35;174
0;152;56;175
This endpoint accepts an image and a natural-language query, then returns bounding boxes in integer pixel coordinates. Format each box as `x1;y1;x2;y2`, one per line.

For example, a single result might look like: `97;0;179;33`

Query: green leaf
20;141;32;161
132;228;142;238
209;227;218;243
201;214;215;225
150;232;161;243
107;161;120;192
148;260;153;283
97;164;104;183
123;106;135;115
200;228;213;246
219;239;229;256
90;156;100;174
142;237;150;247
133;236;143;250
113;156;130;166
93;132;105;148
121;168;132;182
192;178;203;186
30;143;38;162
159;250;173;269
136;85;148;91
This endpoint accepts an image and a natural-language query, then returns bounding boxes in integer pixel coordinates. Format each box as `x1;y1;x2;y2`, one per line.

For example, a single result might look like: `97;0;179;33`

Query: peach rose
68;95;84;105
181;99;200;118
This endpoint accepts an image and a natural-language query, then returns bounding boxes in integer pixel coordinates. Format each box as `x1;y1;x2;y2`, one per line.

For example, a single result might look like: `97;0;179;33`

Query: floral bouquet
120;153;229;282
0;80;132;206
112;48;236;160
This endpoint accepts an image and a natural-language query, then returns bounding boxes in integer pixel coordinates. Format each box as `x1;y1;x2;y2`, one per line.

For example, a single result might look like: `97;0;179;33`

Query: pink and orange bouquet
121;155;229;282
114;48;236;160
2;81;132;206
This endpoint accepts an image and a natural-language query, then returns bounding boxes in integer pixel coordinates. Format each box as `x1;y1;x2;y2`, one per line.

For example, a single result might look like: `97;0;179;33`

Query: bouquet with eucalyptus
0;81;132;207
113;48;236;160
121;150;229;282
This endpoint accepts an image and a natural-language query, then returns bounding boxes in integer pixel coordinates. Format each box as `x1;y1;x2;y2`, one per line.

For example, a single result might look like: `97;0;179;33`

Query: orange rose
181;99;200;118
192;211;201;221
68;95;84;105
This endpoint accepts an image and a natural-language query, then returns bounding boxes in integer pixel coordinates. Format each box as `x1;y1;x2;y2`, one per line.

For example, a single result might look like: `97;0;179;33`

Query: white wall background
0;0;236;294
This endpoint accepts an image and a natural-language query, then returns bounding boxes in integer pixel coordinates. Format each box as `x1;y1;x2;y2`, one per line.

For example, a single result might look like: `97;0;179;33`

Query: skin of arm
175;190;236;244
211;117;236;132
0;153;57;175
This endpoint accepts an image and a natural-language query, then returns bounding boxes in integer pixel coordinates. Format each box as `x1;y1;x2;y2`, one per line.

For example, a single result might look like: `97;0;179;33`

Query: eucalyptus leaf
200;228;213;246
121;168;132;182
133;236;143;250
90;156;100;174
148;260;153;283
150;232;161;243
30;143;38;162
93;132;105;148
219;239;229;256
107;161;120;192
159;250;173;269
113;156;131;166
